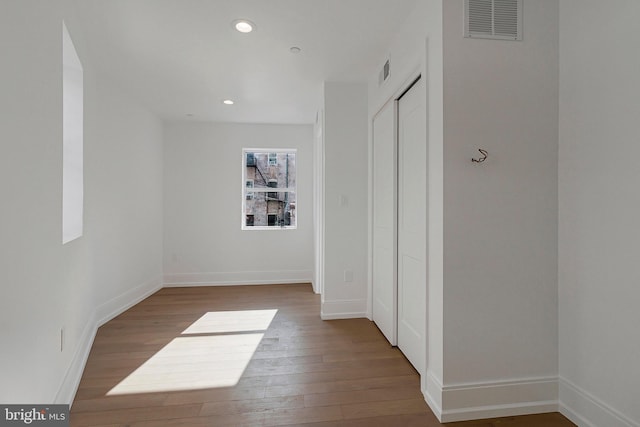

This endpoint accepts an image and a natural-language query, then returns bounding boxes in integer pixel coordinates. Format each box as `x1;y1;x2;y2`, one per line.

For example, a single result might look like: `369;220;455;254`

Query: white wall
559;2;640;426
321;82;370;319
440;0;559;420
0;0;164;404
367;0;445;414
163;122;314;286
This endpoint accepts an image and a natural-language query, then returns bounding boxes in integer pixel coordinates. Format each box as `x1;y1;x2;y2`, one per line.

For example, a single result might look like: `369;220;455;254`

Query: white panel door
397;77;426;375
372;101;397;345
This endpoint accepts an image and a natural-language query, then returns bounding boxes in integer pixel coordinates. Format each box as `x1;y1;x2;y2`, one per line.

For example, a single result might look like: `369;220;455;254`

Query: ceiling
72;0;419;124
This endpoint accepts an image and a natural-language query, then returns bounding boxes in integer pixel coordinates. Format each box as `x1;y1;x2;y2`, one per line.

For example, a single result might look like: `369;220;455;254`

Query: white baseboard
96;276;163;326
424;370;445;420
54;275;162;406
424;374;559;423
320;299;367;320
559;377;639;427
311;278;321;295
163;270;313;287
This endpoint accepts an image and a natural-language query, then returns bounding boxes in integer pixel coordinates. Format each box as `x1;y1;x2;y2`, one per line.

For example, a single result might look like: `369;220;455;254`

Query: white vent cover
464;0;522;41
378;59;390;86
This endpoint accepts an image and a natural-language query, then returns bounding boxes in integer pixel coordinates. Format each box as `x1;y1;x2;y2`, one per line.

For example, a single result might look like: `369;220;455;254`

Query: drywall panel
163;122;314;286
559;2;640;426
0;1;163;403
322;82;369;318
441;0;559;419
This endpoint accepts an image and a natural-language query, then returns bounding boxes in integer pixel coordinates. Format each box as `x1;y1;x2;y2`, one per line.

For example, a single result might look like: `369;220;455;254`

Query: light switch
344;270;354;282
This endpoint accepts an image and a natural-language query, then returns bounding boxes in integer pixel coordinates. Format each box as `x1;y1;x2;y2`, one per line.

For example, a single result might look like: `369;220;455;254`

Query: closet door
397;77;426;374
371;101;397;345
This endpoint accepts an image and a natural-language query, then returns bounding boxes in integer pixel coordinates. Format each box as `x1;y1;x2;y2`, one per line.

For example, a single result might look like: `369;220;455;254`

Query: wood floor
71;284;575;427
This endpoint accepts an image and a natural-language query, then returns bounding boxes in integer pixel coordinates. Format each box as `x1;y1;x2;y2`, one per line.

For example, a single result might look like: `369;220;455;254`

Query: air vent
464;0;522;41
378;59;390;86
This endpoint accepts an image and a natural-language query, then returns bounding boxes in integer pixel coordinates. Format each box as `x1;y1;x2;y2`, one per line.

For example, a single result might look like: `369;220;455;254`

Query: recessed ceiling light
232;19;255;33
290;46;301;54
223;99;234;105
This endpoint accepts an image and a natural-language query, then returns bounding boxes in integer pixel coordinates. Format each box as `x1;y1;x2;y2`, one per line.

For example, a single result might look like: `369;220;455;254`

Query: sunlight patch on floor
107;309;278;395
182;309;278;334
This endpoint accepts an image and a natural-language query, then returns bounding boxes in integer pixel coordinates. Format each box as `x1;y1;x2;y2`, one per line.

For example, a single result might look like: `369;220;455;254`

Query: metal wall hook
472;149;488;163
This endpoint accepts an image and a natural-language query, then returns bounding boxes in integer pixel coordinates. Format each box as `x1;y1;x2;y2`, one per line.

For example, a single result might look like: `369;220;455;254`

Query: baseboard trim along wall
320;299;367;320
54;276;163;406
559;377;639;427
95;276;163;327
425;374;559;423
424;370;444;420
163;270;313;287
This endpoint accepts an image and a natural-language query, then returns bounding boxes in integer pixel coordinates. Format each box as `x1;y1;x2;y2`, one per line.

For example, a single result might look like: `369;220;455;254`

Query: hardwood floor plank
199;395;304;416
162;386;266;406
72;393;167;413
304;385;423;407
298;413;442;427
340;397;431;419
70;284;576;427
70;403;201;426
264;375;420;398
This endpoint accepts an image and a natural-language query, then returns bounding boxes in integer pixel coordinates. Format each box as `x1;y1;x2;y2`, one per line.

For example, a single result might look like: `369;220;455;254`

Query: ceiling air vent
464;0;522;41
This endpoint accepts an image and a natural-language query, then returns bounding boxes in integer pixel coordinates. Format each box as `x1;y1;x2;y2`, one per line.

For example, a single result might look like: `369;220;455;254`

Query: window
267;179;278;200
246;179;254;200
242;149;296;229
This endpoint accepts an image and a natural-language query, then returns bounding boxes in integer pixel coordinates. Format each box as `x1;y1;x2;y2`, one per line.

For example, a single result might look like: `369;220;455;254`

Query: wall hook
472;149;488;163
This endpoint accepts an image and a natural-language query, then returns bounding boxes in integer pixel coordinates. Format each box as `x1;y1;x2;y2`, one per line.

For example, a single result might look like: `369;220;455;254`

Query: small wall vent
464;0;522;41
378;59;390;86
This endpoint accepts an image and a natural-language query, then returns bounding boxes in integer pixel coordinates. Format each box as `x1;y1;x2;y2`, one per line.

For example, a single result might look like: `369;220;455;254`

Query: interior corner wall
321;82;369;319
313;110;325;295
558;2;640;426
162;122;314;287
0;1;164;404
441;0;559;421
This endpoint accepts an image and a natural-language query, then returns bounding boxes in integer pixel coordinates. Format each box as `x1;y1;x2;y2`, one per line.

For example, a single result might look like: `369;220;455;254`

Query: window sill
242;226;297;231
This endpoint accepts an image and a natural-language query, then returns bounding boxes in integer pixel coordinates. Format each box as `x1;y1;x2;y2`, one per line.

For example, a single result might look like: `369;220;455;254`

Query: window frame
242;148;297;231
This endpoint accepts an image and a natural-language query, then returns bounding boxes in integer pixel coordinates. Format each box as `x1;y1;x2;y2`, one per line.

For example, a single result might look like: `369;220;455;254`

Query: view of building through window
243;149;296;229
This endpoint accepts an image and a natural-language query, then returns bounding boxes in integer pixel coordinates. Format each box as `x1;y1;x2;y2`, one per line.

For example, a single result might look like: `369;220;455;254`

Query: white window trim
242;148;297;230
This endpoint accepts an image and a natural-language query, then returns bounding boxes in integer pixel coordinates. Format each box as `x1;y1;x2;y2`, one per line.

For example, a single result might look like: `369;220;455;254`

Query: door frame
396;74;426;375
